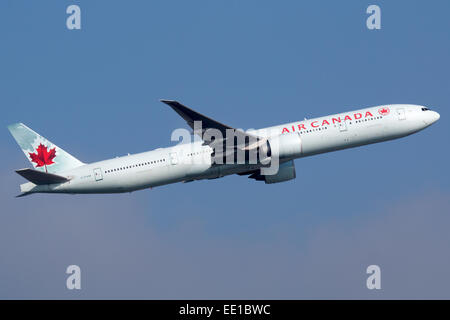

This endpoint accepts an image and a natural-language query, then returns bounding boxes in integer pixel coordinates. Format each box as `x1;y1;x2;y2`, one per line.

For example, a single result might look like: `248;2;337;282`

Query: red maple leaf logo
378;107;390;115
29;143;56;172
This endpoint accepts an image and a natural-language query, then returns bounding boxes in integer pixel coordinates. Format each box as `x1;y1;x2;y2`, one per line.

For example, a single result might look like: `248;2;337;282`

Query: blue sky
1;0;449;298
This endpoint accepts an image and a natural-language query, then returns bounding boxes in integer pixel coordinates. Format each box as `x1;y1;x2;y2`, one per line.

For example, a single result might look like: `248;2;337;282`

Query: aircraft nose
430;111;440;123
423;110;440;126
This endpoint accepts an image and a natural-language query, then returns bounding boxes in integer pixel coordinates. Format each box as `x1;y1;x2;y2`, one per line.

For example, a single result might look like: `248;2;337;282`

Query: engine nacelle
264;160;296;184
267;133;302;161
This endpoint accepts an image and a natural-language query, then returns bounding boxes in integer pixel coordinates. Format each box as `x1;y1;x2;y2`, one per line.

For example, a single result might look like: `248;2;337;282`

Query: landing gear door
169;152;178;165
396;108;406;120
93;168;103;181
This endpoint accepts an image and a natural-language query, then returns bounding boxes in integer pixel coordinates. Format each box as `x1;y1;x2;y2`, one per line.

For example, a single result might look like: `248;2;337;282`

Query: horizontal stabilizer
15;168;69;185
16;192;32;198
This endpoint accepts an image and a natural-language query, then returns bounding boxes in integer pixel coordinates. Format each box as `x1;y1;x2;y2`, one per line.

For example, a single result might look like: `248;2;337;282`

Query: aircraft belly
128;167;171;189
301;133;338;155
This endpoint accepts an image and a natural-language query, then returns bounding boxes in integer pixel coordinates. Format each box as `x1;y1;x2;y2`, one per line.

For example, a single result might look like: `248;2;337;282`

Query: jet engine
248;160;296;184
264;160;296;184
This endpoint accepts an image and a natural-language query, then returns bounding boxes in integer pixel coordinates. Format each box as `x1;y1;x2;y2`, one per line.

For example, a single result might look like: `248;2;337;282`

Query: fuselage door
169;152;178;165
93;168;103;181
338;120;348;132
396;108;406;120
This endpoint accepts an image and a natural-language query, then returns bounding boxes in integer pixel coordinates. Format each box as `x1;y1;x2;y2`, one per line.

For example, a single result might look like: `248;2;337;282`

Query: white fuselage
20;104;439;194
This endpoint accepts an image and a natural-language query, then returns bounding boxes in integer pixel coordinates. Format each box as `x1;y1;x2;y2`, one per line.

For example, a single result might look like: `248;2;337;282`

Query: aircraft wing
160;100;234;137
160;100;267;160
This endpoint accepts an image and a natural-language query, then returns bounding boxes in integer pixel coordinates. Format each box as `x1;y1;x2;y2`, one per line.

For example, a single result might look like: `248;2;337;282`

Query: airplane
8;101;439;197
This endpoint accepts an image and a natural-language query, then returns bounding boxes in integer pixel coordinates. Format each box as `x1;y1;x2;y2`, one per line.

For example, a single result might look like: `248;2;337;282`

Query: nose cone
430;111;440;124
423;110;440;126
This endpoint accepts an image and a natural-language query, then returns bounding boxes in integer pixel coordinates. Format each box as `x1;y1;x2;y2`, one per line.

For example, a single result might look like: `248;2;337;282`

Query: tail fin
8;123;84;174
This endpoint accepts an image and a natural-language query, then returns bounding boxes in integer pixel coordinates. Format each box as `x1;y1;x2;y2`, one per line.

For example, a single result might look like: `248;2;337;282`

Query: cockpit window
421;107;430;111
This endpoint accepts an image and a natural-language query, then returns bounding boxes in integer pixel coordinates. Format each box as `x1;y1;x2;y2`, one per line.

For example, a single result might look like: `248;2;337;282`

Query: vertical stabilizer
8;123;84;174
